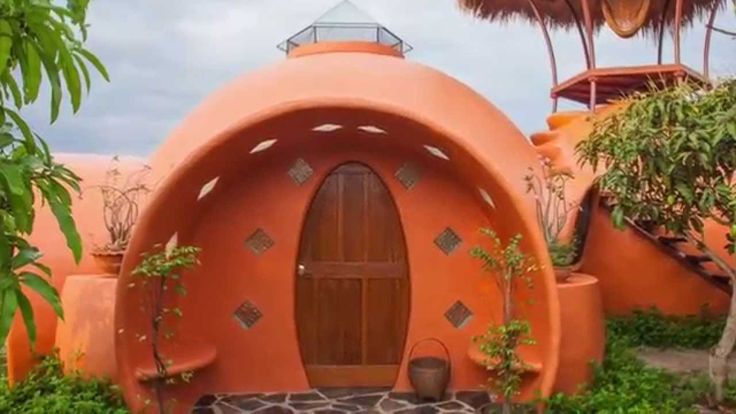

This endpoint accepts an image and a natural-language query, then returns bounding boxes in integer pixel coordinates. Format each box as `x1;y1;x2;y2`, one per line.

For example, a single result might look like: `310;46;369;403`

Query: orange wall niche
115;104;560;413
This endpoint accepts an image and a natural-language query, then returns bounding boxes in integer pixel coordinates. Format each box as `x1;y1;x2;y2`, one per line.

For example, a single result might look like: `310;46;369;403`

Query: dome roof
150;47;536;189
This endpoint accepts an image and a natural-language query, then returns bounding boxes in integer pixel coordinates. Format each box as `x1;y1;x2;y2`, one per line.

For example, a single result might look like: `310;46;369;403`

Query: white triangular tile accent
424;145;450;160
478;188;496;209
357;125;387;134
165;232;178;257
250;139;277;154
312;123;343;132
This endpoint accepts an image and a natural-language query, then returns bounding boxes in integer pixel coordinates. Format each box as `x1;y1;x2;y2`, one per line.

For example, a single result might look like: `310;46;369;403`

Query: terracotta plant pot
91;250;125;276
554;266;573;283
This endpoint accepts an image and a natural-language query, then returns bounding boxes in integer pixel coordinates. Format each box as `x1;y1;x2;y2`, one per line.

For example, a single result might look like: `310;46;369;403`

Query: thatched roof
458;0;724;34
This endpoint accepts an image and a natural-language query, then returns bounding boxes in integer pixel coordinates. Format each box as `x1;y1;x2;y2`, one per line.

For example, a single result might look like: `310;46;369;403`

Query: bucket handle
408;337;452;371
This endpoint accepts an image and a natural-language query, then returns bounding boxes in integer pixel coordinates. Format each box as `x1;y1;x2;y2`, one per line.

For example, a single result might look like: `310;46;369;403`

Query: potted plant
524;157;579;282
88;156;151;275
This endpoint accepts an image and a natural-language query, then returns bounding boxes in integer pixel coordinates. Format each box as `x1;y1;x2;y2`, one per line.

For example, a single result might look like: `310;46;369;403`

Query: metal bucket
408;338;451;401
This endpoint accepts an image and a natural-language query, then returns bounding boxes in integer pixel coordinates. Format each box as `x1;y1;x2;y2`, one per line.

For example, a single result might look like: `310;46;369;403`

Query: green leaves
0;1;109;122
576;79;736;251
20;272;63;320
0;285;19;347
0;0;105;350
0;19;12;73
473;319;535;404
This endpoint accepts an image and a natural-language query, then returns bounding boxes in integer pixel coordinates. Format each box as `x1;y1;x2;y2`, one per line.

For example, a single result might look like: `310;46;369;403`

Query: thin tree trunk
685;232;736;403
711;285;736;403
502;278;513;414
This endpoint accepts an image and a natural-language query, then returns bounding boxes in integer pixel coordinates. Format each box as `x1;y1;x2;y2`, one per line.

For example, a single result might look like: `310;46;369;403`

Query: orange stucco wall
178;138;502;392
54;275;118;380
582;203;729;315
115;104;559;412
554;273;605;395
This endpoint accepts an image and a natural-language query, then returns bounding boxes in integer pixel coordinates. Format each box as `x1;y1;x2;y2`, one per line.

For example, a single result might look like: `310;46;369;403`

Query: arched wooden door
296;162;410;387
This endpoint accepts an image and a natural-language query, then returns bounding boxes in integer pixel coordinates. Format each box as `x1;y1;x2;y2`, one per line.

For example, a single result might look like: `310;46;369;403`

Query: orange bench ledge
135;340;217;382
467;343;543;373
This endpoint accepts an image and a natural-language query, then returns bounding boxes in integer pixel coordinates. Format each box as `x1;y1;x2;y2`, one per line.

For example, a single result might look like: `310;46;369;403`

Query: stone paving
191;388;493;413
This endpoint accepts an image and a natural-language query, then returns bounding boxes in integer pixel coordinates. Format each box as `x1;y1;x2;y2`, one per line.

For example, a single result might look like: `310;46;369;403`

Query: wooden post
703;3;719;81
674;0;683;64
581;0;596;112
527;0;560;112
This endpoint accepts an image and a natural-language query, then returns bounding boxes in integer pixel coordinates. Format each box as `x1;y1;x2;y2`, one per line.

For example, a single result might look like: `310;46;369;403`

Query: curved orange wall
554;273;605;394
582;202;728;315
116;103;560;412
54;275;118;380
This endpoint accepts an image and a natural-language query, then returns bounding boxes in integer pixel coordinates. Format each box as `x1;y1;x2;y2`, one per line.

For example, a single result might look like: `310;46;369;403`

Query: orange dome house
112;3;563;412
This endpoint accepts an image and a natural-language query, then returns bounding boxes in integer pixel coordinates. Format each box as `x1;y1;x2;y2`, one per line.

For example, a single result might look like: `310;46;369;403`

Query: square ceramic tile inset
234;300;263;330
288;158;314;185
434;227;462;255
395;162;422;190
245;228;274;255
445;300;473;329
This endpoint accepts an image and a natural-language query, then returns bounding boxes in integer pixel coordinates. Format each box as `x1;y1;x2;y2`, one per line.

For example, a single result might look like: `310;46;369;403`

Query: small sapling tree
132;244;201;413
471;229;538;414
577;80;736;404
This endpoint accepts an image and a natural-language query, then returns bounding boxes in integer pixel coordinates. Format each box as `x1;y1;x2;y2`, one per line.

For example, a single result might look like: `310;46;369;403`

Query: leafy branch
471;229;538;413
0;0;108;348
132;245;201;413
576;79;736;404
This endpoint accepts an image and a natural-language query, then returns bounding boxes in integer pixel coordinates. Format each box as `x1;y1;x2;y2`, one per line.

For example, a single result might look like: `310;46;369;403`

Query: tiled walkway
192;388;492;413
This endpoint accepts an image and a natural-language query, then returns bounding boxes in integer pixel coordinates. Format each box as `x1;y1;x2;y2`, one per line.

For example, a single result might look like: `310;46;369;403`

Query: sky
23;0;736;156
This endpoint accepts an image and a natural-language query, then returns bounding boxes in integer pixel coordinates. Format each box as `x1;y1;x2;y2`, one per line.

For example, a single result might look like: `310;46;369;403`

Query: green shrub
607;308;724;349
545;310;735;413
546;337;710;413
0;354;128;414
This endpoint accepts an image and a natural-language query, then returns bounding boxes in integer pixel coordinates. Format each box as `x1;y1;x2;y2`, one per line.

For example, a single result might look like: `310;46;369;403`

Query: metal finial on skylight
277;0;412;54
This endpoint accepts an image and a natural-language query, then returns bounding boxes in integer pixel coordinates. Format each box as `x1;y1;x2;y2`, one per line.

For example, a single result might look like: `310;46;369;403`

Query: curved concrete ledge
135;340;217;382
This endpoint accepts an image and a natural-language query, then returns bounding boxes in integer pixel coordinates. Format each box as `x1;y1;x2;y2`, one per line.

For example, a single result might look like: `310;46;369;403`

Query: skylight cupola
277;0;412;55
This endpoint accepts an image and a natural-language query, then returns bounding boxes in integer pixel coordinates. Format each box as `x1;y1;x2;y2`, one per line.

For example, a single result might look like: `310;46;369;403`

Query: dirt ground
636;347;736;374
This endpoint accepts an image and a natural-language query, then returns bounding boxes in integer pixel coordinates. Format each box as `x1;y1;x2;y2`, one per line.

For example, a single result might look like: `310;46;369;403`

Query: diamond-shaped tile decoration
197;177;219;201
434;227;462;255
288;158;314;185
395;162;422;190
245;228;274;255
234;300;263;330
445;300;473;329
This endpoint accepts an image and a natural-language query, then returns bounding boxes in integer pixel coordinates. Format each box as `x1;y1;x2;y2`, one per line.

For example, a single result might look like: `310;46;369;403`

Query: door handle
297;263;308;277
